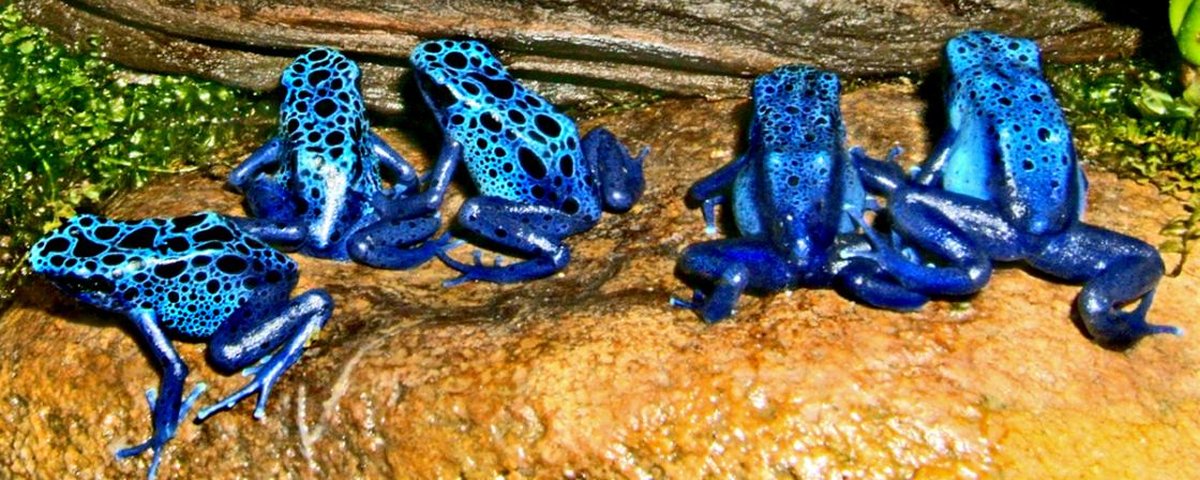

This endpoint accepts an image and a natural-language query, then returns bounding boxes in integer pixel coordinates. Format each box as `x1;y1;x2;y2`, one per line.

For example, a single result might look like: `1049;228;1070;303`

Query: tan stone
1;85;1196;479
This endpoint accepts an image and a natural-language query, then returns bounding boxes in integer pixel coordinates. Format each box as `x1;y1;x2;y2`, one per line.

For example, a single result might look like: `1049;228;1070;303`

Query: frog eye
58;274;116;296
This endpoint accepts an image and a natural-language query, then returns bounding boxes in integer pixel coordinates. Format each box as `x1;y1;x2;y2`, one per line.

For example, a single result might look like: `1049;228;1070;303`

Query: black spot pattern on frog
28;212;297;338
409;39;601;220
943;30;1078;227
748;65;845;239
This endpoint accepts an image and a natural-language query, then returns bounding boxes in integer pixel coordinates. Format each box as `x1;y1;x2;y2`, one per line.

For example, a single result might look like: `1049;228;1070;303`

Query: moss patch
1047;59;1200;268
0;5;274;305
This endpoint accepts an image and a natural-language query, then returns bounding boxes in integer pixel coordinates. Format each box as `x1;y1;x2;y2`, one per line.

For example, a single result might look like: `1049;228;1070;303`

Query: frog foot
118;383;206;480
196;292;331;421
669;290;707;310
1081;288;1185;350
438;250;503;287
838;213;891;264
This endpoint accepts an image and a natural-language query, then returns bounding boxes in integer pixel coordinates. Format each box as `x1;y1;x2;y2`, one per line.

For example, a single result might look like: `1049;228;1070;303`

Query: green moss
1047;59;1200;269
0;5;274;304
1048;60;1198;192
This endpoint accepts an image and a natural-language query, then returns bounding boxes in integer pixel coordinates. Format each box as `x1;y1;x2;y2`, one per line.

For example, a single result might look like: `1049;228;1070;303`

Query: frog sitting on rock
848;31;1181;349
673;65;926;322
230;47;445;269
353;39;647;285
28;212;333;479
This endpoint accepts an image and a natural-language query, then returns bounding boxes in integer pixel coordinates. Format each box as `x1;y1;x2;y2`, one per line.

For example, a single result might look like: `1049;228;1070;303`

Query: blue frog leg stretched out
115;310;206;480
1029;224;1182;349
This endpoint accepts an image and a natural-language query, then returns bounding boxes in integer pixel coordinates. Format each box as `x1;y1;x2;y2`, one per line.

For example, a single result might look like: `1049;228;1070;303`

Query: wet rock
13;0;1143;113
1;85;1198;478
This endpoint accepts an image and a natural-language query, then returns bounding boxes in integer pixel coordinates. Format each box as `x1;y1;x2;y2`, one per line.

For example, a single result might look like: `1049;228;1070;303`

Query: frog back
738;66;848;258
944;42;1083;235
278;48;384;241
412;40;601;220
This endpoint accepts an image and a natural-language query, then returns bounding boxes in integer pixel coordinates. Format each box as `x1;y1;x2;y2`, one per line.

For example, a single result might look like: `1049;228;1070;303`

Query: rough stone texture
1;85;1198;478
13;0;1144;113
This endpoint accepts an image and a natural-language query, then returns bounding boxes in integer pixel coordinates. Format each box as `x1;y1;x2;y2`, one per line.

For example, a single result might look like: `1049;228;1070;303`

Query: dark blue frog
363;39;646;284
673;65;925;322
230;47;443;268
29;212;333;478
850;31;1181;349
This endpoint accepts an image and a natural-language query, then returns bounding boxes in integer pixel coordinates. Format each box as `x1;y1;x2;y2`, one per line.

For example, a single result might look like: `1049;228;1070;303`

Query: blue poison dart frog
229;47;444;269
368;38;647;285
849;30;1181;349
28;212;334;479
672;65;927;322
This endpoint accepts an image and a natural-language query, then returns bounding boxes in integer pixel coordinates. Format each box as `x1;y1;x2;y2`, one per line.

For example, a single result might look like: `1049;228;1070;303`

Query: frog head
750;65;843;157
409;39;522;123
29;215;136;311
945;30;1043;79
278;47;366;140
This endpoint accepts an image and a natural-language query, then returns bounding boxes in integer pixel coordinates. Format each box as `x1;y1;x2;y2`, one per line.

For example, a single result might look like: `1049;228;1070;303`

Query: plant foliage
0;5;274;304
1047;59;1200;269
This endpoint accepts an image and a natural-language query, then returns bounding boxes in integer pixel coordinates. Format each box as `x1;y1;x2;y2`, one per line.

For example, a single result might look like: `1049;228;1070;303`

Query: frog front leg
116;310;206;480
581;128;647;213
685;153;751;234
227;139;302;224
196;288;333;420
437;197;593;285
1029;224;1182;349
366;131;421;196
671;238;799;322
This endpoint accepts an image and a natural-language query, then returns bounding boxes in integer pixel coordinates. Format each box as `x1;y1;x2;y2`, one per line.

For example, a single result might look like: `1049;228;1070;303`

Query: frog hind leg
116;310;206;480
196;288;333;421
366;131;421;195
845;187;998;296
347;214;447;269
239;175;303;224
375;139;462;220
581;127;646;213
672;237;800;323
1029;223;1182;349
833;257;928;311
437;196;593;285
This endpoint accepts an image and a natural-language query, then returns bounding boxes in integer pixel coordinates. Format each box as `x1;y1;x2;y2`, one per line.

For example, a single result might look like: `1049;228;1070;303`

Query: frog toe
669;290;707;310
116;436;166;480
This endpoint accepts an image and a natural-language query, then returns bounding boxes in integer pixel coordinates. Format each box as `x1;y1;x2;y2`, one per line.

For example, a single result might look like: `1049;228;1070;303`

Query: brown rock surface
1;84;1198;478
13;0;1145;113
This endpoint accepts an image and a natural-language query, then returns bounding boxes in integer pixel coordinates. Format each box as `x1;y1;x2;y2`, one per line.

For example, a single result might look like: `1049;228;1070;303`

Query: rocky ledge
13;0;1148;112
1;84;1197;478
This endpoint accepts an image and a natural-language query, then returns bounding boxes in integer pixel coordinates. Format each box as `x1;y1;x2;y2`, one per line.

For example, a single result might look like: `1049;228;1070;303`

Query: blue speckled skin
28;212;334;479
673;65;926;323
387;39;646;284
229;48;442;267
851;31;1181;349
